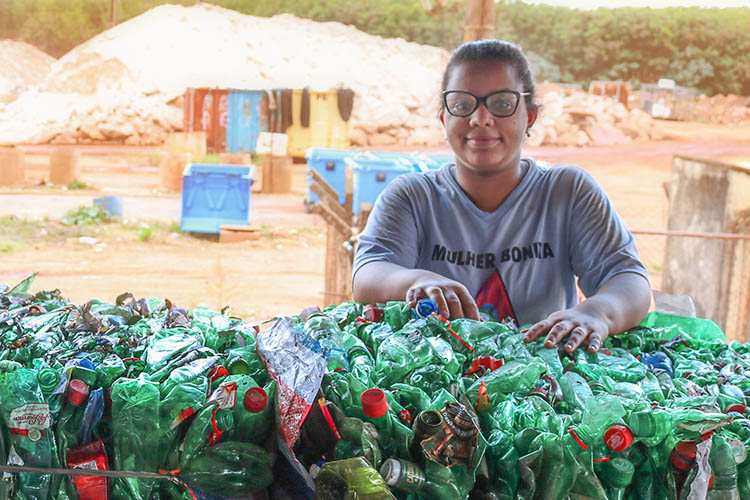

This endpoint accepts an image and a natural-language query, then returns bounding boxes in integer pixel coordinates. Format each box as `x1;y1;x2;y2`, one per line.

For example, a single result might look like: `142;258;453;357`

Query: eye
487;96;515;114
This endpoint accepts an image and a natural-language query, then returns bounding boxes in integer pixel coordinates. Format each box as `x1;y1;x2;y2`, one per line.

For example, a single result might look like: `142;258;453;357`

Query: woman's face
441;59;536;178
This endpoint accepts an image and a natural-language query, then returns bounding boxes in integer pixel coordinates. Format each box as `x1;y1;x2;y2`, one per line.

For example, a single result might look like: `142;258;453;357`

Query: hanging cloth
280;89;293;131
300;87;311;128
337;88;355;122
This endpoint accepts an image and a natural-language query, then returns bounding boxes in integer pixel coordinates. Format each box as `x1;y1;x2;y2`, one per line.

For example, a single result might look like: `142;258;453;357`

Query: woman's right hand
353;262;479;320
405;276;479;320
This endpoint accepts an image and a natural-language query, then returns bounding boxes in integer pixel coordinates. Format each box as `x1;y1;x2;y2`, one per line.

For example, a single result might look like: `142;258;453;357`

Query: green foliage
67;179;92;190
61;205;113;226
2;0;749;96
138;225;153;242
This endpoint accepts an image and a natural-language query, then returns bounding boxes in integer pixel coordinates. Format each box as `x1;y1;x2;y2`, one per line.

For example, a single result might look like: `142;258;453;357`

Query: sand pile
0;3;661;148
0;40;56;102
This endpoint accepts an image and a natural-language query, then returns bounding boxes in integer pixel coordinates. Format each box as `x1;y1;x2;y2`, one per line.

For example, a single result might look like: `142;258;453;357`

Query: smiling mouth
466;137;502;147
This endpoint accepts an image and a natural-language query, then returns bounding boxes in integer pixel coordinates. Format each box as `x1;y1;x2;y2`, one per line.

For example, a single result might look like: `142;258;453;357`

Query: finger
425;287;450;318
523;320;552;342
544;321;573;347
586;332;604;352
454;287;480;320
444;290;465;319
564;327;590;352
405;287;423;307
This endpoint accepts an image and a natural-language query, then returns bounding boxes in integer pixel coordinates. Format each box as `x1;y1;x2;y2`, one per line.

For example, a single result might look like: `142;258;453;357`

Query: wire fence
632;229;750;344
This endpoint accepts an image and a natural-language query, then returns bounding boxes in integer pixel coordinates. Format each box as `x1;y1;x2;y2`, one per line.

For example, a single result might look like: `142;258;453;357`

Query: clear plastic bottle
707;435;741;499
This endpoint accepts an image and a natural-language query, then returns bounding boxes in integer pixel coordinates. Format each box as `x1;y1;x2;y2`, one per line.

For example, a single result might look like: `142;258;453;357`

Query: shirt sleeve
565;167;650;296
352;174;421;279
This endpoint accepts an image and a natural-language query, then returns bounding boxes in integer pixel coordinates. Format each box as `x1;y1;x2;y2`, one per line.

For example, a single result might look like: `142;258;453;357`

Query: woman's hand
522;272;651;352
406;278;480;320
523;308;609;352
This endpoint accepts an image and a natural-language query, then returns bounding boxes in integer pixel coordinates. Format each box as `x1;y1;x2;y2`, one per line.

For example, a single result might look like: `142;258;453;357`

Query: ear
526;107;538;130
439;111;445;126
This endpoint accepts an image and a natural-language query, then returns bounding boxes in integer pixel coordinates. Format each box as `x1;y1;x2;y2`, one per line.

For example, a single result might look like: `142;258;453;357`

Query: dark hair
439;40;538;116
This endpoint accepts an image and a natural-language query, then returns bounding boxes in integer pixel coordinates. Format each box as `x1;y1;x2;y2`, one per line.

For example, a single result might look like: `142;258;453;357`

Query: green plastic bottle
707;435;741;499
380;458;460;500
316;456;397;499
179;405;234;466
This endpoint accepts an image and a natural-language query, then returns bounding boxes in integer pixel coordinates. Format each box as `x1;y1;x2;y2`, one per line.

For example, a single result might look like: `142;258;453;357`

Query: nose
469;101;495;127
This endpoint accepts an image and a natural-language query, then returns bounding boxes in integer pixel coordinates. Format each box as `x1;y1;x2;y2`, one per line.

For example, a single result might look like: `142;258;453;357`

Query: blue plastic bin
180;163;255;233
411;153;453;172
93;196;123;217
305;148;360;205
346;157;413;215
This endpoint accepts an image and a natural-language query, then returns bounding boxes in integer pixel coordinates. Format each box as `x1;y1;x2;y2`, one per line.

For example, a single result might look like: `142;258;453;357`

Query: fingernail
520;328;529;334
590;343;599;351
566;343;575;350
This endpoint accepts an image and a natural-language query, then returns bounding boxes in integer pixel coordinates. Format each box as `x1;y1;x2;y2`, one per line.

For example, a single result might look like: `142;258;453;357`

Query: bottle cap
363;304;384;323
208;365;229;382
380;458;402;487
227;357;250;375
528;387;549;402
603;457;635;487
725;404;746;414
361;388;388;418
604;424;634;452
414;298;438;318
243;387;268;413
67;379;89;406
671;441;698;471
628;410;654;436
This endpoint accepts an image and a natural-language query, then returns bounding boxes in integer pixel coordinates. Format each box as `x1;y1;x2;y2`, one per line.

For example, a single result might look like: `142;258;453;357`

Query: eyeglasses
442;90;530;118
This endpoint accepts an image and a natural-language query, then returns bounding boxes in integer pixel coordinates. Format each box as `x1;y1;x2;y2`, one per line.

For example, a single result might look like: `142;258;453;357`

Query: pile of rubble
528;83;664;147
0;3;663;148
692;93;750;125
0;40;56;103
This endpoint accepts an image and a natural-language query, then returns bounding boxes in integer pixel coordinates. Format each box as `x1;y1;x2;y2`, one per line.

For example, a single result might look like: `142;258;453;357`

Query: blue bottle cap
414;298;438;319
641;351;674;377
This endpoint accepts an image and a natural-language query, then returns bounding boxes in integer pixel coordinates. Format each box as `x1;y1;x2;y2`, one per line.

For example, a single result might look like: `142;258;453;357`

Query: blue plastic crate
346;157;413;215
411;153;453;172
305;148;360;205
180;163;254;233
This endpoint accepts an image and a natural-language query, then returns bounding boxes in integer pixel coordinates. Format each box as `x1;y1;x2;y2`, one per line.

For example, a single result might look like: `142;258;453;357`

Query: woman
352;40;651;353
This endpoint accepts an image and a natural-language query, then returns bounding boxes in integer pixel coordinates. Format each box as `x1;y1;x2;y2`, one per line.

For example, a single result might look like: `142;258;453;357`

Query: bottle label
9;403;51;438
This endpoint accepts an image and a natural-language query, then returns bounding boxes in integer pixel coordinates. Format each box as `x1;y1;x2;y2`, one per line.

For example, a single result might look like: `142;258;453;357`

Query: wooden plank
309;169;342;203
309;180;351;223
310;202;351;237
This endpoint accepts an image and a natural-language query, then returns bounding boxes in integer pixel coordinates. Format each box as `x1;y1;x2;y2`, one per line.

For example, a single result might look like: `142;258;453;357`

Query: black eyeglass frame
442;90;531;118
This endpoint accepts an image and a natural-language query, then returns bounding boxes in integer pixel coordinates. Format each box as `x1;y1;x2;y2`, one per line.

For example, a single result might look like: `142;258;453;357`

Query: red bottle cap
208;366;229;382
243;387;268;413
363;304;384;323
604;424;634;452
361;388;388;418
528;387;549;402
67;379;89;406
671;440;698;470
726;404;746;414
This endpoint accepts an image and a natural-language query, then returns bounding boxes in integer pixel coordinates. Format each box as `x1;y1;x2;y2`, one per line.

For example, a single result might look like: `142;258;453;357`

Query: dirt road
1;119;749;320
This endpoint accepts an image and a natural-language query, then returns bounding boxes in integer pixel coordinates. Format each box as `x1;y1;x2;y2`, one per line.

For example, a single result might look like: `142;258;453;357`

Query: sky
521;0;749;8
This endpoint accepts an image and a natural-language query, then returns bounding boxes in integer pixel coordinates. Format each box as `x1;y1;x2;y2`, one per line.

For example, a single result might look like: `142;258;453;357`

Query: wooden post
262;155;292;194
309;168;357;305
0;147;25;186
49;148;80;185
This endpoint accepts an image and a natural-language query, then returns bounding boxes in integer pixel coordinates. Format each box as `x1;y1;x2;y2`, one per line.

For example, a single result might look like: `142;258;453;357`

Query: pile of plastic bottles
299;300;750;500
0;275;275;500
4;270;750;500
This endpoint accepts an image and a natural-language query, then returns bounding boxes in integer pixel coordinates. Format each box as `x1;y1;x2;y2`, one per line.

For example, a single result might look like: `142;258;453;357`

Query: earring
526;130;531;137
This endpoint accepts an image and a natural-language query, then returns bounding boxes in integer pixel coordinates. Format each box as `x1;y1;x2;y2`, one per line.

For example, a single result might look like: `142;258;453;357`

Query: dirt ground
2;119;749;321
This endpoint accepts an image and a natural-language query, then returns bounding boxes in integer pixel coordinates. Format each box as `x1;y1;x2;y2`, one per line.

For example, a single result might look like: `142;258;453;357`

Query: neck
456;159;526;212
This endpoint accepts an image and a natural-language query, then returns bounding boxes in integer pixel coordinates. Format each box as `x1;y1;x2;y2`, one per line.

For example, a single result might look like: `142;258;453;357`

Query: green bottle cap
603;458;635;488
37;367;61;396
629;411;655;436
227;357;250;375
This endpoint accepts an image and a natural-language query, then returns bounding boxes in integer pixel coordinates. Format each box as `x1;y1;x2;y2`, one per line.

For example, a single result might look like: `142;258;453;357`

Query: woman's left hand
522;308;609;353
